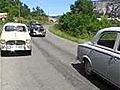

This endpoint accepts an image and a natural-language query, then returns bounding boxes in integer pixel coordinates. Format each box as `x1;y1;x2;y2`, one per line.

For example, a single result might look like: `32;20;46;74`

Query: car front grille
6;40;25;45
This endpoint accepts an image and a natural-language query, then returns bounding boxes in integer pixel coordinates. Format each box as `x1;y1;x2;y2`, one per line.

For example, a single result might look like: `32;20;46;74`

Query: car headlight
0;39;6;44
26;39;31;44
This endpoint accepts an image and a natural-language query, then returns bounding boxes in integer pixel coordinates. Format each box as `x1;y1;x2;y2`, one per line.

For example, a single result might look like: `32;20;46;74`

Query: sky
21;0;77;16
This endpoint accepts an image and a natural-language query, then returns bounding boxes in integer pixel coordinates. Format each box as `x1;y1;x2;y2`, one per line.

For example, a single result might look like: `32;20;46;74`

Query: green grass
49;25;88;43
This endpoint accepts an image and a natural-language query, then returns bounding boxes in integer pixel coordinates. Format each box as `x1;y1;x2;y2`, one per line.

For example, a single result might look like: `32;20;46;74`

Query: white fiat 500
0;22;32;56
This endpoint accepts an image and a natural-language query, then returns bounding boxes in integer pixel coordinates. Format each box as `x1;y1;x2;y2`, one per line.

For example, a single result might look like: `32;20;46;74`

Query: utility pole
48;9;49;22
19;2;20;18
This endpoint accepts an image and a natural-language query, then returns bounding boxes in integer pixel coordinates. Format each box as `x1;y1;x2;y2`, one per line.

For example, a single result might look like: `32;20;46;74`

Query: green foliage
31;6;46;17
49;24;87;43
20;3;31;18
29;6;49;24
58;0;116;40
0;0;48;23
70;0;93;15
31;16;49;24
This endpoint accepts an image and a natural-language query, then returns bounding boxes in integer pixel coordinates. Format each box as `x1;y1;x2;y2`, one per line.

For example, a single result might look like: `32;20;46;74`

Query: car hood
0;31;31;41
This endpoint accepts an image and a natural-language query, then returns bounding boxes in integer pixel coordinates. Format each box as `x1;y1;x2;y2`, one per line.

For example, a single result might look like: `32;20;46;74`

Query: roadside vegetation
0;0;51;34
50;0;119;43
0;0;49;24
0;0;120;42
49;24;87;43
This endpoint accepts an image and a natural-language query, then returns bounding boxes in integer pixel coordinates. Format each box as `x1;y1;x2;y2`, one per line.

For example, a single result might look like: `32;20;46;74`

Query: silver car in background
77;27;120;88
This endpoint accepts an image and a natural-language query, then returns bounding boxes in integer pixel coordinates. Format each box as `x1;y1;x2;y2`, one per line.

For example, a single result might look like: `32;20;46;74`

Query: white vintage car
0;22;32;56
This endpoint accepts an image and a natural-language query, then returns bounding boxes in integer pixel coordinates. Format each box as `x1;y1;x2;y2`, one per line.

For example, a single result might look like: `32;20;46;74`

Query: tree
20;3;30;18
70;0;93;15
31;6;45;16
58;0;114;39
0;0;48;23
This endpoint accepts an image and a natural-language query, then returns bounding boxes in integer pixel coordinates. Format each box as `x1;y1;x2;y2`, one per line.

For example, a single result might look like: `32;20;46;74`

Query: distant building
0;13;8;21
48;16;59;22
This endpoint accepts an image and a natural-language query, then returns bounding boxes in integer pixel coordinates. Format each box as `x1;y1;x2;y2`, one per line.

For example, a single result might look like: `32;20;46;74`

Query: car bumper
30;32;46;36
1;45;32;52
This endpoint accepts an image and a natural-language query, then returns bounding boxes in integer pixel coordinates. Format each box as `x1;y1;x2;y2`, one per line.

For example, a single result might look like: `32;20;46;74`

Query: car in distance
0;22;32;56
28;23;46;37
77;27;120;88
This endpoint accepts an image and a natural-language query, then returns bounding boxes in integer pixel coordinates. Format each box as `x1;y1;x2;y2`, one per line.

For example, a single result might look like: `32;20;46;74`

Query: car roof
100;27;120;32
4;22;26;27
31;23;41;25
92;27;120;43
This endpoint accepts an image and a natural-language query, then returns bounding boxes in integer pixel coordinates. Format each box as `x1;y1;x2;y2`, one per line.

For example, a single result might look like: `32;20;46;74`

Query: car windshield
5;26;15;31
17;26;26;32
5;26;26;32
35;24;41;28
36;24;41;26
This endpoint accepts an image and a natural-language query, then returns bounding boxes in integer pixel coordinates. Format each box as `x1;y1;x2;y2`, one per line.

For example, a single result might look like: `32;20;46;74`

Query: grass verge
49;25;89;43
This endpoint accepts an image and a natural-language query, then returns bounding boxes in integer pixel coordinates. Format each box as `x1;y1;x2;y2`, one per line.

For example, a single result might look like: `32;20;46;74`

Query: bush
57;0;117;40
58;13;115;39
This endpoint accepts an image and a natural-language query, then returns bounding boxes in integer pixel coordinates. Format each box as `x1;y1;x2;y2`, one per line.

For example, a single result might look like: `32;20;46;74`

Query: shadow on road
30;35;46;38
72;63;119;90
1;52;31;57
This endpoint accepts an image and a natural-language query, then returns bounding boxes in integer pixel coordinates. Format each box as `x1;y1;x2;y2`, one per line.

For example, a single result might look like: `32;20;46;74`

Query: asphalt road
0;27;118;90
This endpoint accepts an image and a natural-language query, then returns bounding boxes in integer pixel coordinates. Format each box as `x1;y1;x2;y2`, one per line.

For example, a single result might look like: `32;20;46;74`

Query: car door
107;33;120;87
89;31;118;78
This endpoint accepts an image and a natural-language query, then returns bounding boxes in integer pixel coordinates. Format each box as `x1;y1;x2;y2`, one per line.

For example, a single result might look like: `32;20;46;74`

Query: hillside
0;0;48;23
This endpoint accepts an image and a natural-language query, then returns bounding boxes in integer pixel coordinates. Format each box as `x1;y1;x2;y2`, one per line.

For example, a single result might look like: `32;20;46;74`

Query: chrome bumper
31;31;46;35
1;45;32;51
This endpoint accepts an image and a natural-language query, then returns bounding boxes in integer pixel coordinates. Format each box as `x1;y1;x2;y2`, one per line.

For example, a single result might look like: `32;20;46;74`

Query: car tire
43;35;46;37
84;61;92;76
1;51;6;56
26;50;31;55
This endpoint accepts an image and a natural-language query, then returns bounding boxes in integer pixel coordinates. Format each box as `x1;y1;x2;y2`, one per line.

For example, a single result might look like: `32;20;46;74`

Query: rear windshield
36;24;41;26
5;26;26;32
5;26;15;31
17;26;26;32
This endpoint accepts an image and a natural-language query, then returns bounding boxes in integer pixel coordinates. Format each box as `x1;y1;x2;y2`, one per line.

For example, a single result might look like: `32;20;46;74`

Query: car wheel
84;61;92;76
1;51;6;56
26;50;31;55
43;35;46;37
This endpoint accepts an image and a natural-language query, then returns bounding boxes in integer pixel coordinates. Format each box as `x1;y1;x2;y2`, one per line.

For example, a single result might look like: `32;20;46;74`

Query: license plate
7;45;13;49
16;45;24;49
7;45;24;50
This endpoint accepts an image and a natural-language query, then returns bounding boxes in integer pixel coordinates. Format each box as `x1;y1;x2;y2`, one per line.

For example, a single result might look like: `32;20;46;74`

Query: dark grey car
28;23;46;37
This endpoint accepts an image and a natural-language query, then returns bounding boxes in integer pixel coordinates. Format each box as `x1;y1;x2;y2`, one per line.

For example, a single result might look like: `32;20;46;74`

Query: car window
117;37;120;51
36;24;41;26
5;26;15;31
97;32;117;49
31;24;35;28
17;26;26;32
35;24;41;28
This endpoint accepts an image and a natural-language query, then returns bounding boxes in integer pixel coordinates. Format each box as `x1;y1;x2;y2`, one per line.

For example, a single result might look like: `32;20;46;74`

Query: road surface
0;27;118;90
